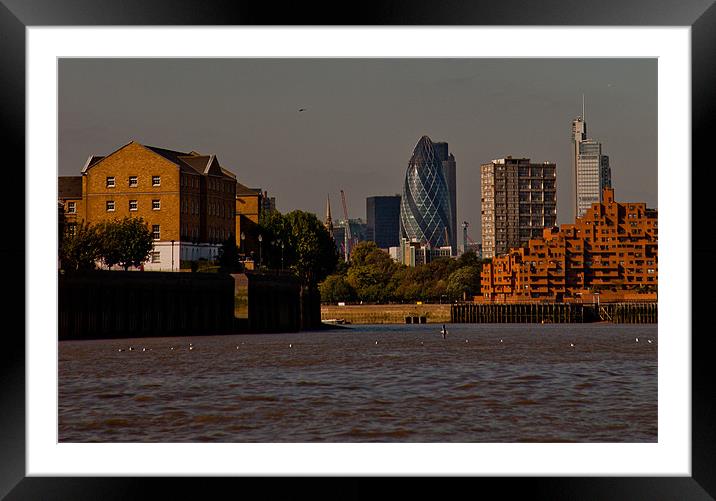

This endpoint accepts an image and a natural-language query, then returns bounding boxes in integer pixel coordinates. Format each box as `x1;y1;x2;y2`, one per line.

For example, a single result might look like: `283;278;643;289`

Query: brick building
58;141;238;271
234;182;262;266
480;188;657;303
58;176;83;237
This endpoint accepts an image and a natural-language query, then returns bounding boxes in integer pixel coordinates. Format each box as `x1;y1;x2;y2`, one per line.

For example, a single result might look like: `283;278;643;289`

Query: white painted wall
96;241;223;272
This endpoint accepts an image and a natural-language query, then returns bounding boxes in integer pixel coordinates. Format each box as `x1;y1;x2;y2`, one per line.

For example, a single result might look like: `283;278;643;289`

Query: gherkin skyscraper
400;136;452;248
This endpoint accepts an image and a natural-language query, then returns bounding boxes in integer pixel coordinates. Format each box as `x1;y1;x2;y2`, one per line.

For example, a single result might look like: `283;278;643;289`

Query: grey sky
59;58;657;237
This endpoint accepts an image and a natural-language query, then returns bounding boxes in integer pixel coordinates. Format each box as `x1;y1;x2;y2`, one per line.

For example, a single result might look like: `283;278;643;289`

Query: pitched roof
80;155;105;173
58;176;82;199
176;154;211;174
144;145;202;174
221;167;237;180
81;141;238;179
236;181;260;196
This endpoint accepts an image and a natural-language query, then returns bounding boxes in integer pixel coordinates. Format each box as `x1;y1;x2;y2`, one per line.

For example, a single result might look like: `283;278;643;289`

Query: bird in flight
298;108;307;112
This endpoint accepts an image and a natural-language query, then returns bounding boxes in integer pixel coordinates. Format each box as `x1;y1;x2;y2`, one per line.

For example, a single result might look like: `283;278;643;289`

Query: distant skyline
59;59;657;238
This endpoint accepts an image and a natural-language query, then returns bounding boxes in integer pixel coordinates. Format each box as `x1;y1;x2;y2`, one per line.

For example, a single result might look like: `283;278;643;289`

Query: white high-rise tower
573;96;612;219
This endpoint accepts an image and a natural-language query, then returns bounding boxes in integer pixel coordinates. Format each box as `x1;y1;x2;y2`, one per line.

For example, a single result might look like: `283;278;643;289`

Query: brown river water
59;323;657;442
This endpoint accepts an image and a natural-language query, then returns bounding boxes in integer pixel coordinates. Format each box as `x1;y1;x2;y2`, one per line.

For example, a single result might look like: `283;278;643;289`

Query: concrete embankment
320;304;451;324
320;302;657;325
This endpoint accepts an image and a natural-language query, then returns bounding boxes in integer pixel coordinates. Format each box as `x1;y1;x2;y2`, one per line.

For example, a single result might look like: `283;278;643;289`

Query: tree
319;275;357;304
218;236;243;273
446;266;482;301
456;250;481;269
99;217;154;271
59;221;102;272
263;210;338;286
345;242;399;303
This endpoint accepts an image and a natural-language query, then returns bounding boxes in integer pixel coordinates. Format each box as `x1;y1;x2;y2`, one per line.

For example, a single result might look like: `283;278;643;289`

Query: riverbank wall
59;271;234;340
59;270;319;340
450;302;657;324
320;304;451;324
319;302;657;325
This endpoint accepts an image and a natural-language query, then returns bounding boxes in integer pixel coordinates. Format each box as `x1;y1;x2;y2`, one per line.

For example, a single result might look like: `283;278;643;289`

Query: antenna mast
340;190;352;262
582;94;585;121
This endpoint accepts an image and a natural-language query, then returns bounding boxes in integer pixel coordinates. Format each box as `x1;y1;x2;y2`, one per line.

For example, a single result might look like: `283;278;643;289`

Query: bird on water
441;325;448;340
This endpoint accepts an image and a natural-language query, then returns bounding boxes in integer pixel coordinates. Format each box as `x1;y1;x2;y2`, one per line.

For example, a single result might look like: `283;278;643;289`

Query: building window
150;252;161;263
152;225;160;240
106;200;115;211
129;200;138;211
152;199;161;210
67;201;76;214
129;176;138;187
106;176;115;188
152;176;161;186
67;223;77;237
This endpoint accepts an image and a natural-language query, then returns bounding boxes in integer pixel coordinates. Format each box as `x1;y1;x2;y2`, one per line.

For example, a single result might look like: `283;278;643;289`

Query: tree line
58;209;486;305
59;217;154;272
319;241;489;304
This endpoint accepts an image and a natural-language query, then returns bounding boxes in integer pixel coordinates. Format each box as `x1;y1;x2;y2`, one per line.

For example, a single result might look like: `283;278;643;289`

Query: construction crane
340;190;352;262
462;221;479;254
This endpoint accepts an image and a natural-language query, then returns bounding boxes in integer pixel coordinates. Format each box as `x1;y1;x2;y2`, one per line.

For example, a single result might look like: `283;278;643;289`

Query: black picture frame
1;0;712;498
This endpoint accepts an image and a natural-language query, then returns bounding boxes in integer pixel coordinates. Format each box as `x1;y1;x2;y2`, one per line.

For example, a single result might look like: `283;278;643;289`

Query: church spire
325;194;334;237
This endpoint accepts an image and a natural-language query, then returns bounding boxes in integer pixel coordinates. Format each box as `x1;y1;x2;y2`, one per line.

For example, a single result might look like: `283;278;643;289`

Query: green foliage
446;266;482;301
319;275;357;304
321;245;488;304
98;217;154;271
59;221;102;272
456;250;481;269
259;210;338;285
345;241;400;303
334;260;350;276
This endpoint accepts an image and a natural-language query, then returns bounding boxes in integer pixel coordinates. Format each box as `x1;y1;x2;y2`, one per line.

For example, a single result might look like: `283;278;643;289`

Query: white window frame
152;199;161;211
106;176;115;188
129;200;138;211
128;176;138;187
152;225;160;240
152;175;161;187
106;200;115;212
67;201;76;214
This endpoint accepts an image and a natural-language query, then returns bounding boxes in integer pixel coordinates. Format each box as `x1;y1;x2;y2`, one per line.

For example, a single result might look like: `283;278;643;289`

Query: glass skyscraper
366;195;401;249
400;136;452;249
433;141;457;255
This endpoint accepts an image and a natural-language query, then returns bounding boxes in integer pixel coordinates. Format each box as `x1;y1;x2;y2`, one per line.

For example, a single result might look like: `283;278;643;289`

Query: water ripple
59;323;657;442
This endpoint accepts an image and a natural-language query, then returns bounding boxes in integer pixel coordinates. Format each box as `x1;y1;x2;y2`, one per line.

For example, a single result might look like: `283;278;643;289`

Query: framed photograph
2;0;712;498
